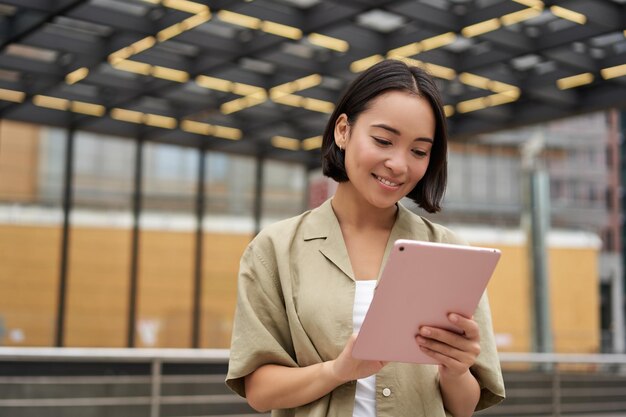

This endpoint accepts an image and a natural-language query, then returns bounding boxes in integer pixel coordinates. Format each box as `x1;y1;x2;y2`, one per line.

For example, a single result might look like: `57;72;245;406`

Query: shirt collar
302;198;431;281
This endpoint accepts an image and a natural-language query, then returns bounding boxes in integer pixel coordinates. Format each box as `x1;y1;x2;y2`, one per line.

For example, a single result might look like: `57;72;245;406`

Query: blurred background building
0;0;624;357
1;1;625;415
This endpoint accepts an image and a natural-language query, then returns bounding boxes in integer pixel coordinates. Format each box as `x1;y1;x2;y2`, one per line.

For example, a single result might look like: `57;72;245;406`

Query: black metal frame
0;0;621;164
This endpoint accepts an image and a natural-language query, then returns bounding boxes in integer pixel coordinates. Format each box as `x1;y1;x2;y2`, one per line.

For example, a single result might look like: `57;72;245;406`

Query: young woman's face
335;90;436;209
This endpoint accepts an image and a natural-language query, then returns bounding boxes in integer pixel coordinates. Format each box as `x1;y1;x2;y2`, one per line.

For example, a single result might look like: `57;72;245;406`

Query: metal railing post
552;365;561;417
150;359;162;417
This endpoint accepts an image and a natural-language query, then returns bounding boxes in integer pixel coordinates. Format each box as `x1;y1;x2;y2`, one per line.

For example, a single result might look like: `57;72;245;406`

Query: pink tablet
352;239;501;364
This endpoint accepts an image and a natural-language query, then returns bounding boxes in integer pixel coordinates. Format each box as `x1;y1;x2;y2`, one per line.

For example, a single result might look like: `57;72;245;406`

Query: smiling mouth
374;174;401;187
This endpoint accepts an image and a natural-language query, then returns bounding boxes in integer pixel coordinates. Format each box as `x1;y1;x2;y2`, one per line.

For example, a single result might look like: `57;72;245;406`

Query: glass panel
0;121;64;346
201;152;255;348
65;132;134;347
137;143;197;347
261;159;306;226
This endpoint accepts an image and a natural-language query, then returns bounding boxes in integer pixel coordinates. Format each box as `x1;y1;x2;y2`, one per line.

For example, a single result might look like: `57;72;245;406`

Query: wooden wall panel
0;223;602;354
484;244;532;352
137;230;194;347
0;225;59;346
201;233;250;348
65;227;131;347
0;120;40;202
477;241;599;354
549;248;600;353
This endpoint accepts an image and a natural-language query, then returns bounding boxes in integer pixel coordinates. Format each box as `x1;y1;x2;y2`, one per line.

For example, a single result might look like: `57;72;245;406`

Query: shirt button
382;387;392;397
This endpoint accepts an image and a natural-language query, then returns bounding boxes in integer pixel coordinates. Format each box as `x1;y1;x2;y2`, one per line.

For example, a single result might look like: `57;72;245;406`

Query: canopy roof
0;0;624;166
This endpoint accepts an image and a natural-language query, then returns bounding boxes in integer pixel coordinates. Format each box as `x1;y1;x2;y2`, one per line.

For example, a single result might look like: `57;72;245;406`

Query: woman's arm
244;334;386;412
416;313;482;417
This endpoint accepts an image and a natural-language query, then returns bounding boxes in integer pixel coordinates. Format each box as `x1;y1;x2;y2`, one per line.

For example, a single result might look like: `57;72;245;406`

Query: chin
367;197;400;210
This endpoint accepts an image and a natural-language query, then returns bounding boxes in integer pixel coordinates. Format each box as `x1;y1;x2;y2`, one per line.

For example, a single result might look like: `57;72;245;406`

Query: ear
334;113;349;149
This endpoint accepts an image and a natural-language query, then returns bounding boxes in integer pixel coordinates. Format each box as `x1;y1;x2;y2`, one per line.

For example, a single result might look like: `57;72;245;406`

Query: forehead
356;90;436;136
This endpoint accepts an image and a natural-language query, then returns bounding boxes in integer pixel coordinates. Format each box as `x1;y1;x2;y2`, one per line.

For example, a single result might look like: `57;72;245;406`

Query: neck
331;182;398;230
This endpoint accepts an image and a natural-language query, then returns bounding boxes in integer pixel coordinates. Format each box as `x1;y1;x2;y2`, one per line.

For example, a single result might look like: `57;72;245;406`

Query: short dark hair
321;59;448;213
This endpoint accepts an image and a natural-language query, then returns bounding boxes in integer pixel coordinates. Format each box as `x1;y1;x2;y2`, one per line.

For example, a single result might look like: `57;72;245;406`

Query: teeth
376;175;399;187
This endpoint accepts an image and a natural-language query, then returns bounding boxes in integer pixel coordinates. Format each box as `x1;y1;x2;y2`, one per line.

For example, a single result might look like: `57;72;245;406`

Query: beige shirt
226;199;505;417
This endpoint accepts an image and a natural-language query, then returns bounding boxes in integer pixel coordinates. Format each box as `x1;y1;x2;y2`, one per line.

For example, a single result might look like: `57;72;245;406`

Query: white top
352;280;378;417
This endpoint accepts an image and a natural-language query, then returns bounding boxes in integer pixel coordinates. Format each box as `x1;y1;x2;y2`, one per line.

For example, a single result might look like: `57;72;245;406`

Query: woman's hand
330;334;387;383
415;313;481;378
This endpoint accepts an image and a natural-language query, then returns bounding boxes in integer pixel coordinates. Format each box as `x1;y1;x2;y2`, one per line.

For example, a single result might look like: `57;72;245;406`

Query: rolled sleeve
225;243;298;397
471;292;506;410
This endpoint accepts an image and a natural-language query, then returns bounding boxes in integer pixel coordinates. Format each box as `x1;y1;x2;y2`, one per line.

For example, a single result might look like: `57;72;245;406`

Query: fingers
415;315;481;370
416;334;480;362
448;314;480;339
420;314;480;345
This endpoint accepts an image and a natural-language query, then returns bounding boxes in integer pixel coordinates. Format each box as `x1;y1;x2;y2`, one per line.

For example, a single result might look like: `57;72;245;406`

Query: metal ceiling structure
0;0;624;168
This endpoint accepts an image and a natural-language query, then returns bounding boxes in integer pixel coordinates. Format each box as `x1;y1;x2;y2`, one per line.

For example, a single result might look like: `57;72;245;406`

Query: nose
383;149;408;175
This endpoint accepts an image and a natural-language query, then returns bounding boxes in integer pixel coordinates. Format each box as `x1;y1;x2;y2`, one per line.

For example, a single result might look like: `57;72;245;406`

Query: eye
412;149;429;158
373;137;391;146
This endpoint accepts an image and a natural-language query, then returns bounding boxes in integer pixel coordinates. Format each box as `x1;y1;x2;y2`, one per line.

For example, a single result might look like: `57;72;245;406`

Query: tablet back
352;239;501;364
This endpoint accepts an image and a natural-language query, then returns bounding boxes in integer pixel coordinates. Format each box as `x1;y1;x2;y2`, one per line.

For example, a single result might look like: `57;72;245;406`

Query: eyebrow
371;123;434;143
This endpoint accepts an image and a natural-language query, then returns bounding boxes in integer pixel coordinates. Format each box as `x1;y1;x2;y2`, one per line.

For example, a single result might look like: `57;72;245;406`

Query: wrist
323;360;348;386
439;368;473;384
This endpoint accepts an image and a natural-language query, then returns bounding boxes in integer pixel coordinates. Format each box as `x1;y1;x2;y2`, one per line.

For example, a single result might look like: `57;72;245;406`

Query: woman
226;59;505;417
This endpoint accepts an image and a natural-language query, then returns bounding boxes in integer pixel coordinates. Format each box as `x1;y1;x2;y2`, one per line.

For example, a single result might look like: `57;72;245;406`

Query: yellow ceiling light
461;18;501;38
33;95;69;111
557;72;594;90
231;82;264;96
0;88;25;103
269;87;288;100
444;105;455;117
181;9;211;29
144;113;177;129
350;54;384;73
216;10;261;29
487;90;520;106
488;80;518;93
162;0;208;14
301;97;334;113
65;67;89;85
221;91;267;114
195;75;233;92
419;32;457;52
601;63;626;80
271;93;304;107
157;23;185;42
261;21;302;40
459;72;492;90
501;6;543;26
512;0;543;7
302;135;322;150
294;74;322;91
152;66;189;82
129;36;156;55
157;10;211;42
71;101;105;117
181;120;215;135
271;136;300;151
271;74;322;96
308;33;349;52
550;6;586;25
108;46;134;65
457;96;488;113
111;108;144;124
387;42;421;58
422;62;456;80
213;125;242;140
399;58;456;80
113;59;152;76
